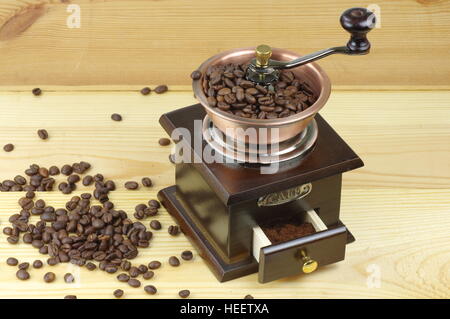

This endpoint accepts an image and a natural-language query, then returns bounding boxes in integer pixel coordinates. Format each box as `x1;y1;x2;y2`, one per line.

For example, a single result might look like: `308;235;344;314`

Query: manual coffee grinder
158;8;375;283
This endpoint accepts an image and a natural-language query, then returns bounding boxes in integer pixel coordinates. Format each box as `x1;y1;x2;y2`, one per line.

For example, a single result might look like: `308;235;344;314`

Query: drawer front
258;224;348;283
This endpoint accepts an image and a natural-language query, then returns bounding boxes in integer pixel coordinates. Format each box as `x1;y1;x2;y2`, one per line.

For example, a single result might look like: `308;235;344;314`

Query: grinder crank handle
255;7;376;70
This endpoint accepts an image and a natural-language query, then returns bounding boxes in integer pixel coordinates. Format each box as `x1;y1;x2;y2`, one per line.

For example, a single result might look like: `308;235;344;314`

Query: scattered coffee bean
113;289;124;298
148;199;160;209
3;144;14;152
150;220;161;230
111;113;122;122
117;273;130;282
181;250;193;261
16;269;30;280
128;278;141;288
64;295;77;299
18;262;30;270
144;285;157;295
64;273;75;283
47;257;58;266
148;261;161;270
49;166;60;176
142;271;154;280
86;262;97;271
158;138;171;146
82;175;93;186
67;174;80;184
168;225;180;236
244;294;254;299
129;267;140;278
44;272;56;283
7;236;19;244
179;290;190;298
124;181;139;190
6;257;19;266
169;256;180;267
191;70;202;80
33;260;43;269
141;177;152;187
37;129;49;140
140;87;151;95
32;88;42;96
61;164;73;176
154;85;168;94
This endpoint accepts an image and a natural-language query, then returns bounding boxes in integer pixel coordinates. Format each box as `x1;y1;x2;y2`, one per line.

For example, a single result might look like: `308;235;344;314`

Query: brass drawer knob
300;250;318;274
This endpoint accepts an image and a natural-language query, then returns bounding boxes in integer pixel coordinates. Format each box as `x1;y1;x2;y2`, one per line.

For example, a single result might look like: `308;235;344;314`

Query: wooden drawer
253;210;348;283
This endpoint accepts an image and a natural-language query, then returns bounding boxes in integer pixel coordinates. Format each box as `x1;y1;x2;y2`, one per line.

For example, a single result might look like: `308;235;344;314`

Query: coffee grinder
158;8;374;283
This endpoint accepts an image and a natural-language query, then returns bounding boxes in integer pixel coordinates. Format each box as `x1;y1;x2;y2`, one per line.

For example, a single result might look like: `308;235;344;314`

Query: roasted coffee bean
86;262;97;271
154;85;168;94
169;256;180;267
113;289;124;298
64;295;77;299
6;257;19;266
61;165;73;176
138;264;148;274
158;138;171;146
67;174;80;184
150;220;161;230
64;273;75;283
14;175;27;185
44;272;56;283
141;177;152;187
148;261;161;270
48;166;60;176
117;273;130;282
168;225;179;236
120;260;132;271
32;88;42;96
144;285;157;295
142;271;154;280
179;290;190;298
81;175;92;186
244;294;254;299
47;257;59;266
181;250;193;261
16;269;30;280
3;143;14;152
105;265;118;274
37;129;49;140
129;267;140;278
25;191;35;199
7;236;19;244
128;278;141;288
191;70;202;80
111;113;122;121
148;199;160;209
140;87;151;95
33;260;43;269
124;181;139;190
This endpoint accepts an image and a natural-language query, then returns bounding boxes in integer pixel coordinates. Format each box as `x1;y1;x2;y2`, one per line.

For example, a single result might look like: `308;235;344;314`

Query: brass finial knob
255;44;272;67
300;250;318;274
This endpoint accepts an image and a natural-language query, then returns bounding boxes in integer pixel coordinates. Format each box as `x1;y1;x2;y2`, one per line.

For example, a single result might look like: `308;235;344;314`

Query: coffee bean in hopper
154;85;168;94
124;181;139;190
37;129;49;140
6;257;19;266
140;87;151;95
158;138;171;146
3;144;14;152
179;290;190;298
169;256;180;267
111;113;122;121
191;70;202;80
113;289;124;298
144;285;157;295
16;269;30;280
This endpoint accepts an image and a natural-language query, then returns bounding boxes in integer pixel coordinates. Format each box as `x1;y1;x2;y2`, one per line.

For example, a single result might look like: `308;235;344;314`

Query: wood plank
0;89;449;298
0;0;449;87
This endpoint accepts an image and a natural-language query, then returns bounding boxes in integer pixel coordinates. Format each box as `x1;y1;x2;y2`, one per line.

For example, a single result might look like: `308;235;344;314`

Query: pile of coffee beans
194;63;317;119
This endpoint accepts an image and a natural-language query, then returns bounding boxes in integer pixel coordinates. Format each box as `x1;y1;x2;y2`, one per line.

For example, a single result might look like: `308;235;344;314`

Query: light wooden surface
0;88;449;299
0;0;449;87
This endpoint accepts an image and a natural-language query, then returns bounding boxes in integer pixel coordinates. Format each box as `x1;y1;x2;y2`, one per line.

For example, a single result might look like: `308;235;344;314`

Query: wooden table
0;87;448;299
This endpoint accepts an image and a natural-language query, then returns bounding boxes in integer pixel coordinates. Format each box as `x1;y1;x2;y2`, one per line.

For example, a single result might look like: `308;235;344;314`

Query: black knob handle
340;7;375;53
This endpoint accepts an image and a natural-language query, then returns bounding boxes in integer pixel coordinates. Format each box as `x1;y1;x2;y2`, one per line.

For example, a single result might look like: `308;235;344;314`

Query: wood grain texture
0;0;449;87
0;89;449;298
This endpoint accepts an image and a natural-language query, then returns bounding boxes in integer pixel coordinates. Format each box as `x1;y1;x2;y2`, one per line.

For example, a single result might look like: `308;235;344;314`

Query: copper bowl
193;47;331;144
